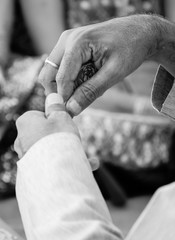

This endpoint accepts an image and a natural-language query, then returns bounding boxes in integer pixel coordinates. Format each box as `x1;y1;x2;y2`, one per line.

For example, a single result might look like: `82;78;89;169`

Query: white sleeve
126;183;175;240
16;133;123;240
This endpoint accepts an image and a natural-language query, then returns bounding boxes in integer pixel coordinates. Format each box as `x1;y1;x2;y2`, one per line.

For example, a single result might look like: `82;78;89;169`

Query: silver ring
45;58;59;69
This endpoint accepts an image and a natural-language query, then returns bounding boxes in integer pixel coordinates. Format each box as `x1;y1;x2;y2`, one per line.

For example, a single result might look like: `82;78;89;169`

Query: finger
55;37;93;102
45;93;66;118
39;65;58;95
45;93;80;138
66;58;118;116
16;111;45;135
89;157;100;171
38;32;67;94
16;111;45;124
55;47;83;101
14;138;23;159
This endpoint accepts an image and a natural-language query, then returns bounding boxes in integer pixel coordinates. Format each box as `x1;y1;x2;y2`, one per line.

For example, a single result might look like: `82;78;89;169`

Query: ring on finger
45;58;59;69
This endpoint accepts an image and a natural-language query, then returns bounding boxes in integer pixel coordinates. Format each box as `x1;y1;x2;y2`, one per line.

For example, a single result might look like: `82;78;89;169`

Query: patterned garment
0;228;19;240
67;0;161;28
0;57;175;197
0;57;45;197
76;109;173;170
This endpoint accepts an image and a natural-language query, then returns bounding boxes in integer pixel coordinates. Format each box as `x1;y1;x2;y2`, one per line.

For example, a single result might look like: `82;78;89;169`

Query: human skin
14;94;99;171
39;14;175;116
14;104;79;159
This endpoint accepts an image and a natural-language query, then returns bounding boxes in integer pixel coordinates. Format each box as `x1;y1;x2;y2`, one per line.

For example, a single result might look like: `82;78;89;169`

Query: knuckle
59;110;70;119
40;76;50;89
16;111;30;127
49;110;68;120
38;64;57;87
80;83;99;104
156;184;175;196
154;185;168;200
55;70;65;85
15;116;23;128
60;111;69;120
38;69;46;85
60;29;72;41
22;111;31;118
14;139;19;152
64;49;76;61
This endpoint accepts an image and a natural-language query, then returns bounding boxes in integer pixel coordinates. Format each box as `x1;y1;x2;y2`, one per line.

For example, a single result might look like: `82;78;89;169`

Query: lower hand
14;93;99;171
14;94;79;159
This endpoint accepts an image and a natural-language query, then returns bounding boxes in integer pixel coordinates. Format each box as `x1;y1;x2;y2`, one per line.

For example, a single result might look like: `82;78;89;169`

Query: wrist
137;15;163;62
148;15;175;75
114;15;163;63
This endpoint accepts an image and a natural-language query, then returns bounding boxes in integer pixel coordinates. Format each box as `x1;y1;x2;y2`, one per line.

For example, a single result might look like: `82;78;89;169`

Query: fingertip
45;93;66;118
45;93;64;107
14;138;23;160
89;157;100;171
66;99;82;116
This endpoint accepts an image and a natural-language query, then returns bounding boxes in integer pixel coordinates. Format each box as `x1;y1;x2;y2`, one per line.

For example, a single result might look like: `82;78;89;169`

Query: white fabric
16;133;123;240
126;183;175;240
161;81;175;120
16;133;175;240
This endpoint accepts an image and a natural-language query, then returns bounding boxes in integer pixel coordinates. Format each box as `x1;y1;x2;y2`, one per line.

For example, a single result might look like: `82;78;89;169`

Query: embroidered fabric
0;228;18;240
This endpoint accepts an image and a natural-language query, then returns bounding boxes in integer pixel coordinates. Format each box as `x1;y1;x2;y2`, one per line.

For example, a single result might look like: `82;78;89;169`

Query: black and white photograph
0;0;175;239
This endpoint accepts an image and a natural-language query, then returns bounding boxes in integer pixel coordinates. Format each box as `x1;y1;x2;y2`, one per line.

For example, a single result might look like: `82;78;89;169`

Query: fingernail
67;99;82;116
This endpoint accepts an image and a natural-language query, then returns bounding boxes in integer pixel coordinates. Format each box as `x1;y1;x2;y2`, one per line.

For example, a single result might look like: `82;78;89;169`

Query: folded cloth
152;65;175;119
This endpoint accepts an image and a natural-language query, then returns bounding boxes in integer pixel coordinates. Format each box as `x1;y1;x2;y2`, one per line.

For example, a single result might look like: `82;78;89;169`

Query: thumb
45;93;66;118
45;93;80;138
66;60;116;116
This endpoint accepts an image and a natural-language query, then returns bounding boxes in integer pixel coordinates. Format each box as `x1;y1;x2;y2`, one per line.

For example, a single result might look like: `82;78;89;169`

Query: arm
15;94;122;240
20;0;65;54
16;133;122;240
126;183;175;240
151;16;175;77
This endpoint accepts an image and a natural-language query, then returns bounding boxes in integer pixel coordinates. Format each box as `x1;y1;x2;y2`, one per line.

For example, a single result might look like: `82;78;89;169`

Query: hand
39;14;161;116
14;93;99;171
14;94;79;159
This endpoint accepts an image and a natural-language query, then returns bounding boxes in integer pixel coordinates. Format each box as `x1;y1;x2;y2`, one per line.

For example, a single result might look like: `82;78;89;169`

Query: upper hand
39;15;159;116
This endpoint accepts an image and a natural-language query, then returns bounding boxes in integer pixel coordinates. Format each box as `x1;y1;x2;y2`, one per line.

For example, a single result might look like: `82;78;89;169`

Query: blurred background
0;0;175;239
